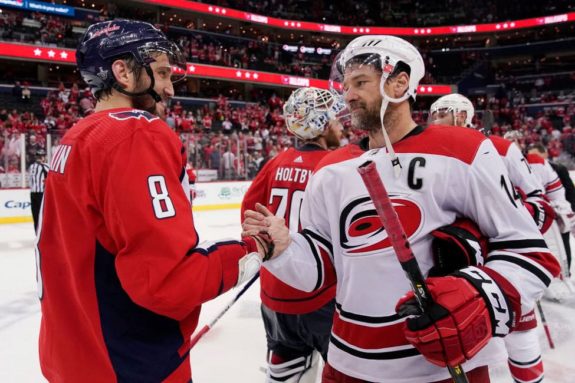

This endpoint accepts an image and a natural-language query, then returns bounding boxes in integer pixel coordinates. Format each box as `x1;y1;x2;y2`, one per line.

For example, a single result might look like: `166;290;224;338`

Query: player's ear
390;72;410;98
111;59;132;90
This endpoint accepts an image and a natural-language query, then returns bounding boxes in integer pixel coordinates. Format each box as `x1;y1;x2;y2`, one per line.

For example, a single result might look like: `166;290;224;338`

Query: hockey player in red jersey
430;93;550;383
243;35;560;382
241;87;344;382
36;20;265;383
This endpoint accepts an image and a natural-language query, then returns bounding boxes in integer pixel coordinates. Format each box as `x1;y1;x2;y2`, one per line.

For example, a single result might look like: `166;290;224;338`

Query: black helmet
76;19;186;102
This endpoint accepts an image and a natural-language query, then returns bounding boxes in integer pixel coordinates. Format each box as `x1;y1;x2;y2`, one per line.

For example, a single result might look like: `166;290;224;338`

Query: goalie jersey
241;144;336;314
263;125;560;382
38;108;254;382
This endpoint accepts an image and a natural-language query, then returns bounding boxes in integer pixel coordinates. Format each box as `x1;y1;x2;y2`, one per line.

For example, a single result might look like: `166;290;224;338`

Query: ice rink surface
1;209;574;382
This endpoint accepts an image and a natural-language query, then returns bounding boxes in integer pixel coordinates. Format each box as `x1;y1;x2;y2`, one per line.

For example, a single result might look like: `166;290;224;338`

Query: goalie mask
283;87;348;140
330;35;425;177
429;94;475;128
77;19;187;102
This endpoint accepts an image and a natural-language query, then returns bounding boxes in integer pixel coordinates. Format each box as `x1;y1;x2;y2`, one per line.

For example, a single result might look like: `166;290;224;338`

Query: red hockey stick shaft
357;160;468;383
536;301;555;349
190;272;260;348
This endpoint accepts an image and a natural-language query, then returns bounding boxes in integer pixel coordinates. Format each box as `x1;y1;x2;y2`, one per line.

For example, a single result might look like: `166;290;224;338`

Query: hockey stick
535;300;555;349
357;160;468;383
190;272;260;348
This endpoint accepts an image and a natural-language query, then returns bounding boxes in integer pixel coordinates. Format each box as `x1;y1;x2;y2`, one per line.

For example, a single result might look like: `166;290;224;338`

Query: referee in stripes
29;149;49;232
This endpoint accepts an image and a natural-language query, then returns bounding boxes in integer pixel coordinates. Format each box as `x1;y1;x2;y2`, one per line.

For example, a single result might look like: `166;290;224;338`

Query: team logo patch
339;196;422;254
109;110;159;122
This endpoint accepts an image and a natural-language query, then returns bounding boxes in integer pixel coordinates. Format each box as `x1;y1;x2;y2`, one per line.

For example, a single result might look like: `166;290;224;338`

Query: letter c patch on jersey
339;196;422;255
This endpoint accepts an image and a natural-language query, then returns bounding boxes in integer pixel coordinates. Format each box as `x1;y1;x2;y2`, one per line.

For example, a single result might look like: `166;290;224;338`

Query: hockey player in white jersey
430;94;554;234
243;35;560;383
430;93;550;383
526;143;575;298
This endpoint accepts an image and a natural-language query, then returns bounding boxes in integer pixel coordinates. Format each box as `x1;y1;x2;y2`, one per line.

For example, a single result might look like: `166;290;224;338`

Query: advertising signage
0;42;454;95
0;0;75;17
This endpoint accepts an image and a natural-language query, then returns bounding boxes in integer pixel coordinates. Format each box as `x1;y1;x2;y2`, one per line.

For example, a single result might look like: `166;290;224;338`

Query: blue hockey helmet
76;19;187;101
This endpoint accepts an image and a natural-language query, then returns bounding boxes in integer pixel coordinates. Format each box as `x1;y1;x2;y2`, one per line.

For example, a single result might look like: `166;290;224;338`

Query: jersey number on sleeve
269;188;305;232
520;157;533;174
148;176;176;219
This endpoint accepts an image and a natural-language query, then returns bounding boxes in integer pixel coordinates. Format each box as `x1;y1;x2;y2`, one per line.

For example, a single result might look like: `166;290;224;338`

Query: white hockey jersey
490;136;553;232
263;125;559;382
526;153;566;203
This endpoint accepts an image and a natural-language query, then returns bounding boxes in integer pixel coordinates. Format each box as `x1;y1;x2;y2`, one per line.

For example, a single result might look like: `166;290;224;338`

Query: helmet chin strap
378;77;411;178
112;65;163;104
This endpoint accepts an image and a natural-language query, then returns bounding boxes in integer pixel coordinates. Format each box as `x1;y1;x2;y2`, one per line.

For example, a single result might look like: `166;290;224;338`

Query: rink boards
0;181;251;224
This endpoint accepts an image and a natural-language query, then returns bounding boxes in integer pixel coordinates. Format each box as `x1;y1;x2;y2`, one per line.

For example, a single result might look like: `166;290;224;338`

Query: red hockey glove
396;266;515;367
524;199;555;234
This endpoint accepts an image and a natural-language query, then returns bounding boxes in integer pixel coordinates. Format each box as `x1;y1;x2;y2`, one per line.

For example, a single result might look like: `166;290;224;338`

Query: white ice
1;209;574;382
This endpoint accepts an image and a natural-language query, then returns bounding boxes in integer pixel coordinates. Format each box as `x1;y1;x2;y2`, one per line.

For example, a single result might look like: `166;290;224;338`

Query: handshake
242;203;292;262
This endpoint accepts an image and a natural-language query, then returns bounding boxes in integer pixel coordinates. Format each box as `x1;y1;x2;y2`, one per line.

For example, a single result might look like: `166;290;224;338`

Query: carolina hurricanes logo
339;196;422;254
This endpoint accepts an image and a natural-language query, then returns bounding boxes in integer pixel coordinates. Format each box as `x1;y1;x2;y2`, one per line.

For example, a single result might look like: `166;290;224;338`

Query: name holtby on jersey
275;167;313;184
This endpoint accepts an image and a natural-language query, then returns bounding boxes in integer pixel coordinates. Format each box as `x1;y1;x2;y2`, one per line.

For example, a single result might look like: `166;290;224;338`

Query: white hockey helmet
430;93;475;128
330;35;425;177
503;130;523;141
331;35;425;103
283;87;347;141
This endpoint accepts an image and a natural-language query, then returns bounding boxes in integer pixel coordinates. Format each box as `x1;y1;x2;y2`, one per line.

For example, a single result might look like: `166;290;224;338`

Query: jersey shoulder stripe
396;125;486;165
489;135;512;157
315;143;364;172
525;153;545;165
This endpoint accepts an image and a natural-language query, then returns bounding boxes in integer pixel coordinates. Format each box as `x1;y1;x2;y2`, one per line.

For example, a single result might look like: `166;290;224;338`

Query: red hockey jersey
37;108;255;382
241;144;336;314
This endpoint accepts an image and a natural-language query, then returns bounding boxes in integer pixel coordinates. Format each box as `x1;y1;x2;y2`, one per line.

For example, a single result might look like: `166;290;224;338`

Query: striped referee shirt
29;162;50;193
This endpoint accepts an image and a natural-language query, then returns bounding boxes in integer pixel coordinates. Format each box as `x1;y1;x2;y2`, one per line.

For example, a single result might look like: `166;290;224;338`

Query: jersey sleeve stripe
300;229;329;291
546;179;563;192
485;254;553;286
302;228;334;254
186;239;244;256
488;239;548;251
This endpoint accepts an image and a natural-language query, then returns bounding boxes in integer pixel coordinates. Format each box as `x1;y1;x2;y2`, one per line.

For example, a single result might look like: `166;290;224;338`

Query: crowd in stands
1;0;574;179
0;8;334;78
204;0;573;27
1;76;574;183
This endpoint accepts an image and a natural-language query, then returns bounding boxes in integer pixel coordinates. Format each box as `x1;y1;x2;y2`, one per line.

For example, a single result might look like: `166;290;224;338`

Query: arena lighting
0;42;454;95
282;44;332;55
136;0;575;36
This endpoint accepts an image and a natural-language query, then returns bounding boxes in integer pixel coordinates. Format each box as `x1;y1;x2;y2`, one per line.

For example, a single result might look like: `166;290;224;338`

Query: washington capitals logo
97;67;108;80
109;110;159;122
88;24;120;40
339;195;422;254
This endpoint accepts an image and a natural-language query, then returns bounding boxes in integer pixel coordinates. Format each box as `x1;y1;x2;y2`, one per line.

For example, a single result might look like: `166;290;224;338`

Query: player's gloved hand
524;198;555;233
236;251;261;286
395;266;514;367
